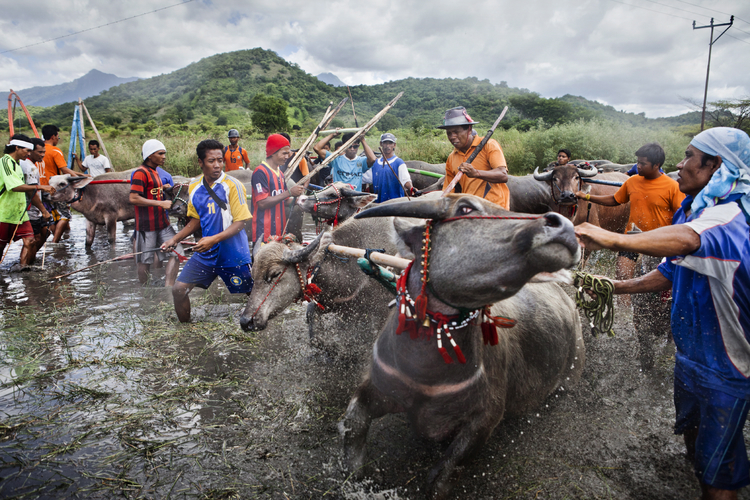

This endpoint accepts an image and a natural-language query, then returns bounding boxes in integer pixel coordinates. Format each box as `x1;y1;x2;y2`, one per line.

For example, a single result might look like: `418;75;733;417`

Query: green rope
573;271;615;337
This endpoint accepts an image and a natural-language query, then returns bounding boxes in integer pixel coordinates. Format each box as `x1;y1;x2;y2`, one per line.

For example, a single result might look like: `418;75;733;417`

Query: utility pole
693;16;733;131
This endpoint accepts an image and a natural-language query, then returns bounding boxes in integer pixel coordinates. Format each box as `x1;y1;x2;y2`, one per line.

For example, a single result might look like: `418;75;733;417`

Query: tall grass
49;119;691;178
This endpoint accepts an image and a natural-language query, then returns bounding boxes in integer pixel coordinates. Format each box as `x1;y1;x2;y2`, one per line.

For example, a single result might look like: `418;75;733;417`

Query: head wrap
689;127;750;220
142;139;166;161
266;134;290;157
7;139;34;150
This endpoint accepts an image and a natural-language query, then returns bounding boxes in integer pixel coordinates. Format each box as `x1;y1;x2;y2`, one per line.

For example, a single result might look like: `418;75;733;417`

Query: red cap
266;134;290;157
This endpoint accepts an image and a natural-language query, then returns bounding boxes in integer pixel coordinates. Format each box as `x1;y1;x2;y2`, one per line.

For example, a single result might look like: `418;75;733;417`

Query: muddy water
0;214;748;499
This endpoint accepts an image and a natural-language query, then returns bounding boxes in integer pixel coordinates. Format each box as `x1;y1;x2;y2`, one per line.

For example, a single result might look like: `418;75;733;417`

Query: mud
0;214;748;499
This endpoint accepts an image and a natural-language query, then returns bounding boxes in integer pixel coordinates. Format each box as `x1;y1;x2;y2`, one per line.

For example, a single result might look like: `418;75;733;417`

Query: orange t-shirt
297;157;309;176
613;174;685;232
224;146;250;171
445;135;509;209
39;144;67;186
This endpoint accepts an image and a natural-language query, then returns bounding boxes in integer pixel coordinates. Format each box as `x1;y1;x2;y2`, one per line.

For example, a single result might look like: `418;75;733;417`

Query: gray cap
380;133;397;143
228;129;240;138
437;106;479;129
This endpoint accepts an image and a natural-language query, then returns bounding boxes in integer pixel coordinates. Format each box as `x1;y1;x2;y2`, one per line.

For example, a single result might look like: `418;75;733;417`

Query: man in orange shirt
576;142;684;280
224;129;250;171
439;107;509;209
40;125;88;242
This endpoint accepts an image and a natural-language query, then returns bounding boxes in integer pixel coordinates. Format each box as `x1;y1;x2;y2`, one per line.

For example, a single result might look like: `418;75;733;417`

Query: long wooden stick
327;243;409;271
284;98;348;182
80;101;113;169
294;92;404;187
347;85;359;127
442;106;508;196
52;243;192;280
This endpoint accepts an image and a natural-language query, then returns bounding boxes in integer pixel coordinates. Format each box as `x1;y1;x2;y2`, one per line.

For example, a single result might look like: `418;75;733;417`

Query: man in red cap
439;106;509;209
251;134;306;257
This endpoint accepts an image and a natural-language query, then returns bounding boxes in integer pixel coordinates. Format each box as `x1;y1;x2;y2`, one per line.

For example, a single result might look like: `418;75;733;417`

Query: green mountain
25;48;700;134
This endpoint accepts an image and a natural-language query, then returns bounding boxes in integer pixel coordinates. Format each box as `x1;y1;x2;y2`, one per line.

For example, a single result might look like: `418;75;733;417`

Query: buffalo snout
240;314;264;331
558;191;577;204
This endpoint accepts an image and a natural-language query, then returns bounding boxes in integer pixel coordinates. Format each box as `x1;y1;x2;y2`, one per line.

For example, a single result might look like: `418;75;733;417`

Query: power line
727;34;750;46
641;0;713;20
1;0;194;55
607;0;694;21
670;0;750;25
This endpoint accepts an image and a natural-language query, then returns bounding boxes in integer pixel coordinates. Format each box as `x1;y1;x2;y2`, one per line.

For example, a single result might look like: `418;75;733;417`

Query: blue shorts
176;258;253;294
674;371;750;490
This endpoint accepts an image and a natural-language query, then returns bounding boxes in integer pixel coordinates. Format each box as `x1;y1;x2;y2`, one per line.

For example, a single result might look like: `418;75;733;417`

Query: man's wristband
585;194;591;201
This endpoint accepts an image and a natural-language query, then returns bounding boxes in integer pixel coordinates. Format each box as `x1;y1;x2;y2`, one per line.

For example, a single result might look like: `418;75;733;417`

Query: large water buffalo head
297;182;376;226
355;194;580;308
239;231;327;331
532;163;598;218
48;174;94;203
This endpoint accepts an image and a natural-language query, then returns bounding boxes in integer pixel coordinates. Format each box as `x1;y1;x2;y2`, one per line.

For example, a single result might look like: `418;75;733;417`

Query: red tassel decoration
437;331;453;364
414;293;428;323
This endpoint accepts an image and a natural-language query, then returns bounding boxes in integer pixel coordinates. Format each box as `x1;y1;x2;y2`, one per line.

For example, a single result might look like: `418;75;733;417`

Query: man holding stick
313;131;376;191
439;106;510;209
0;135;55;268
576;128;750;500
362;133;414;202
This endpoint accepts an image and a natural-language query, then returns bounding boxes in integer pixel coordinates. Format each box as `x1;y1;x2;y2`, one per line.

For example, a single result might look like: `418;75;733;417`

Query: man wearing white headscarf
576;127;750;499
129;139;183;286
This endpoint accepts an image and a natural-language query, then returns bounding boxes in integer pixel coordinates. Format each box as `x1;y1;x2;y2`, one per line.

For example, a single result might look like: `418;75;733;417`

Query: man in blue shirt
313;131;376;191
576;127;750;500
162;139;253;322
362;133;415;202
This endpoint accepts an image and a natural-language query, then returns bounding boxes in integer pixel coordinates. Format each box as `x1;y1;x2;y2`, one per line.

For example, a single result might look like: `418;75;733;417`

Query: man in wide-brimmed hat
439;106;509;209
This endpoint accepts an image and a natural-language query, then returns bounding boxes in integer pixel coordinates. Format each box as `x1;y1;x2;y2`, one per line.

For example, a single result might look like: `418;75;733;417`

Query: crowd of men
2;106;750;499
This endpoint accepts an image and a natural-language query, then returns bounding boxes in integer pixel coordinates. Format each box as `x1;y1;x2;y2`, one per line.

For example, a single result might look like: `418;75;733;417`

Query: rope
573;271;615;337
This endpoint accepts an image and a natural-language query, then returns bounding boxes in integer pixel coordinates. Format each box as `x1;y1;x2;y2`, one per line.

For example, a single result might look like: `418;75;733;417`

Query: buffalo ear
68;175;94;189
352;194;377;209
391;217;425;260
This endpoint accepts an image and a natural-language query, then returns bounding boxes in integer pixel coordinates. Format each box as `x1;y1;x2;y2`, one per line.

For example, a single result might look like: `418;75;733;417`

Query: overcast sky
1;0;749;118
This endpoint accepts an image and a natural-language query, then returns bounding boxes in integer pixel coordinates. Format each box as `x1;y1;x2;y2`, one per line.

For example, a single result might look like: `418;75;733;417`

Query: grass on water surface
0;289;267;499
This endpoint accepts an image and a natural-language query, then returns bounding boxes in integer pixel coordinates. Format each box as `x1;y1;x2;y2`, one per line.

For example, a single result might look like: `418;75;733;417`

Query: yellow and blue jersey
187;172;252;267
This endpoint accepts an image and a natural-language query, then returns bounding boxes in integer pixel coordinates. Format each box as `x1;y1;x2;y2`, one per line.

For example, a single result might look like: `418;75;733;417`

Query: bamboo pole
294;92;404;187
80;100;113;169
318;127;361;135
284;98;348;182
327;243;409;271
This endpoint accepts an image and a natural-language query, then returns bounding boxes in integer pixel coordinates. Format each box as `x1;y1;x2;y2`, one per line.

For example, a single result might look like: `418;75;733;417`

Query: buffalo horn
355;197;450;220
281;231;326;264
577;165;599;177
532;167;554;182
339;186;369;197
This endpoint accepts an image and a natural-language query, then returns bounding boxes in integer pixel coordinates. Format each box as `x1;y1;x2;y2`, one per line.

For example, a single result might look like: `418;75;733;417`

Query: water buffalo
49;170;187;247
238;215;397;337
296;182;377;230
49;170;136;246
533;163;630;233
338;195;583;499
404;161;446;191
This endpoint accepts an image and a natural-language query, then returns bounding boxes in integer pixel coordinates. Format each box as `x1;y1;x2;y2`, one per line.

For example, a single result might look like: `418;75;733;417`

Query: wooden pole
80;100;113;169
294;92;404;187
327;243;409;271
7;90;40;139
284;98;348;182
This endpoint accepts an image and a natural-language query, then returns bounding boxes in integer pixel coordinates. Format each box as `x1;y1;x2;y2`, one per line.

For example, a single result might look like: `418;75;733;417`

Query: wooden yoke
293;92;404;187
284;97;348;182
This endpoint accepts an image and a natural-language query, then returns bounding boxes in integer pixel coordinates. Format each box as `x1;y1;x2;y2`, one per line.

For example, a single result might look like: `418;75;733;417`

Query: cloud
1;0;748;117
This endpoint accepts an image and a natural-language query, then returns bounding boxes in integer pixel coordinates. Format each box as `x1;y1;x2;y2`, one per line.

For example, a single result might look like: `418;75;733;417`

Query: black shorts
618;251;639;262
29;218;44;235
